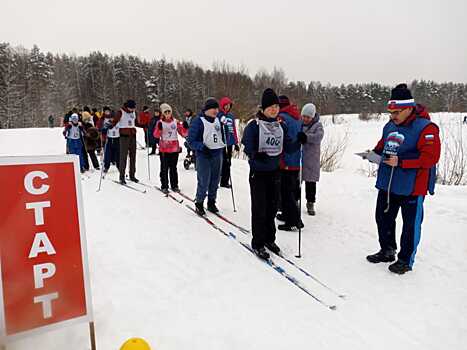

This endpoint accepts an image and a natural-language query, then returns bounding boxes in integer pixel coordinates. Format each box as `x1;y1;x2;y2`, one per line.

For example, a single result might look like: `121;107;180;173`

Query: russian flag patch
425;134;435;140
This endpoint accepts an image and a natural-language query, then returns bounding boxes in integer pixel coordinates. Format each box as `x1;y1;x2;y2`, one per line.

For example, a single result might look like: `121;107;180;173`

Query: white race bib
69;125;81;140
201;117;225;149
162;120;178;141
119;109;136;128
258;119;283;156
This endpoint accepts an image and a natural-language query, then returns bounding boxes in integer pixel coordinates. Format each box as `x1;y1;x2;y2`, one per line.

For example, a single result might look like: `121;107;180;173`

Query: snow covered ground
1;113;466;350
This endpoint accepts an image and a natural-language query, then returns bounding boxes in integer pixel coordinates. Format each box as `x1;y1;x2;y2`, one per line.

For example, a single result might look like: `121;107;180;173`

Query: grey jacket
301;116;324;182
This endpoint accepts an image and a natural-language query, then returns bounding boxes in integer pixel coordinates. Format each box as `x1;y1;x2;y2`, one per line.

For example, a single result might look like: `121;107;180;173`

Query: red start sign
0;155;93;342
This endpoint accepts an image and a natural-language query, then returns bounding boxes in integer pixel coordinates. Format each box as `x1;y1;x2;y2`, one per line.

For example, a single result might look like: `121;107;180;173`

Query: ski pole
222;122;236;212
146;127;151;180
384;166;395;213
296;149;303;258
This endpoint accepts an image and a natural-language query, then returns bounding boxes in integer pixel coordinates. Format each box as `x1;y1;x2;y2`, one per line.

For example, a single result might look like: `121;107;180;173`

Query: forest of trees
1;43;467;128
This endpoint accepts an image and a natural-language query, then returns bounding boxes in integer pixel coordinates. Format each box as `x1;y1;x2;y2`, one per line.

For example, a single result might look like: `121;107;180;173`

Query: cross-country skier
100;107;120;173
153;103;189;193
242;88;293;260
187;98;226;215
113;99;139;184
63;113;86;172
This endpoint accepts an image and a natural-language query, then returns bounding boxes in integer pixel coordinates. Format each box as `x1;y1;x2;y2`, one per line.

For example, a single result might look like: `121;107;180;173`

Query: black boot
119;177;127;185
253;247;270;260
388;260;412;274
366;250;396;264
207;199;219;213
129;176;139;183
195;202;205;216
265;242;281;254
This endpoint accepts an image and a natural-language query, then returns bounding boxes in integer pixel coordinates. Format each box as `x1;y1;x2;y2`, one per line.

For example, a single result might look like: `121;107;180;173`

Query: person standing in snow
366;83;441;274
276;95;304;231
138;106;151;148
218;97;240;188
297;103;324;216
148;109;161;155
241;88;290;260
100;106;120;173
153;103;189;193
187;98;225;215
113;99;139;184
63;113;86;172
83;120;100;170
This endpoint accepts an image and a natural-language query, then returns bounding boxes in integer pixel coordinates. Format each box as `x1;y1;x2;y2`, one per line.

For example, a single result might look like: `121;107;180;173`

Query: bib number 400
265;137;280;146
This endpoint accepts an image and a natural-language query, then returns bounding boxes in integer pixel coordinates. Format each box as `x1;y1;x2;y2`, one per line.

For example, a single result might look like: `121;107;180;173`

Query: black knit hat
126;99;136;109
103;106;111;112
203;97;219;111
261;88;279;110
388;83;416;109
278;95;290;108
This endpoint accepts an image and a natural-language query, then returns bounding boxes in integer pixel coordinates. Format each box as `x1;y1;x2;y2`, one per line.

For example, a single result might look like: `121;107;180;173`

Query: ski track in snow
1;113;466;350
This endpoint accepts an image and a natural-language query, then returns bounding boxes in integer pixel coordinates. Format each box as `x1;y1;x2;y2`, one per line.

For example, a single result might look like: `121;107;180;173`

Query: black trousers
87;149;100;169
375;190;425;267
119;134;137;179
220;145;233;186
305;181;316;203
280;170;300;225
160;152;179;189
249;170;280;250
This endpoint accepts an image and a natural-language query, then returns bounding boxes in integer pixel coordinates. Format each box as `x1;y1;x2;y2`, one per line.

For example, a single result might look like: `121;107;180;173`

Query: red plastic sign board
0;155;93;342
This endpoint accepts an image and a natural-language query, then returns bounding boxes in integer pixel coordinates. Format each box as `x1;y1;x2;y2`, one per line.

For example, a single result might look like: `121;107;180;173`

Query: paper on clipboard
355;151;382;164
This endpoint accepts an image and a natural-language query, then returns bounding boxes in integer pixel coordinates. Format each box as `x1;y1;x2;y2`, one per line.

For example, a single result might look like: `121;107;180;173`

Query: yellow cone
120;338;151;350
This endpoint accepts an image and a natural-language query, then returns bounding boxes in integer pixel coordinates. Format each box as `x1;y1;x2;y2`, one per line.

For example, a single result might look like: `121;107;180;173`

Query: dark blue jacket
242;112;294;172
187;112;224;159
279;109;302;170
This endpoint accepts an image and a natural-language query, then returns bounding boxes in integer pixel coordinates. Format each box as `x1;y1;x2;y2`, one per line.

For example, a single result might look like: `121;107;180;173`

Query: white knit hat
160;103;172;114
301;103;316;118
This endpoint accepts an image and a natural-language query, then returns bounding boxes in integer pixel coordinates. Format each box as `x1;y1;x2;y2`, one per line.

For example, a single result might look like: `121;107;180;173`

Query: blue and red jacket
278;104;302;170
218;97;238;147
374;105;441;196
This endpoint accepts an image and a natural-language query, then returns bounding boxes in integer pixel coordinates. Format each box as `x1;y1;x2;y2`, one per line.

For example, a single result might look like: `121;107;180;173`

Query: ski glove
297;132;307;144
182;121;189;129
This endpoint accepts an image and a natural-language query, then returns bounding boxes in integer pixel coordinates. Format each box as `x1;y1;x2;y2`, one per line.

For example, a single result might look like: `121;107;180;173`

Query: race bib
162;121;179;141
258;120;283;156
201;117;225;150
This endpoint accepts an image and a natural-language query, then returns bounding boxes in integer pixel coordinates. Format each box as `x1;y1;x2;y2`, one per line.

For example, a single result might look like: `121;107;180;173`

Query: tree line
1;43;466;128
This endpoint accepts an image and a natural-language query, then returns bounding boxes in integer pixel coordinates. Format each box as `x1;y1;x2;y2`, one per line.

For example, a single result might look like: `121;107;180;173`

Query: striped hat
387;83;416;110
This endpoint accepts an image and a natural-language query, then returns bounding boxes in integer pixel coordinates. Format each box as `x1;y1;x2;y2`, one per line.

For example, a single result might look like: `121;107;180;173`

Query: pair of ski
160;189;344;310
111;179;149;193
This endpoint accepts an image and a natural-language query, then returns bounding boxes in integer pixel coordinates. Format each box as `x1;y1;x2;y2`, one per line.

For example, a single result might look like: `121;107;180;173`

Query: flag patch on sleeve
425;134;434;140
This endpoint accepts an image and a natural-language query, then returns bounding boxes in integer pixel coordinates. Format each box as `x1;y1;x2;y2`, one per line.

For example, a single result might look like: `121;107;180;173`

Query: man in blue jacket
188;98;225;215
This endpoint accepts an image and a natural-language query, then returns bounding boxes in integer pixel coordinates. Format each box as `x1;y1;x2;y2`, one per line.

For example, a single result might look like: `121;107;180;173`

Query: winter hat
70;113;79;123
103;106;111;112
278;95;290;108
126;99;136;109
160;103;172;114
387;83;416;110
203;97;219;111
261;88;279;111
301;103;317;118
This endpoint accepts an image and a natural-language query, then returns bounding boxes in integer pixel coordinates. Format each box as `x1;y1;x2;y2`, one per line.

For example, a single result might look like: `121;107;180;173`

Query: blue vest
376;117;436;196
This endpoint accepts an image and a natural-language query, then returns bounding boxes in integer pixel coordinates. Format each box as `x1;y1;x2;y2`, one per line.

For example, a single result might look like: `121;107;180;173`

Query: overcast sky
2;0;466;85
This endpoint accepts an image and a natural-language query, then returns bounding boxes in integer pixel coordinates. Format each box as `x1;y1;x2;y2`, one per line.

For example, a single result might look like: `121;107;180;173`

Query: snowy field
1;113;466;350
